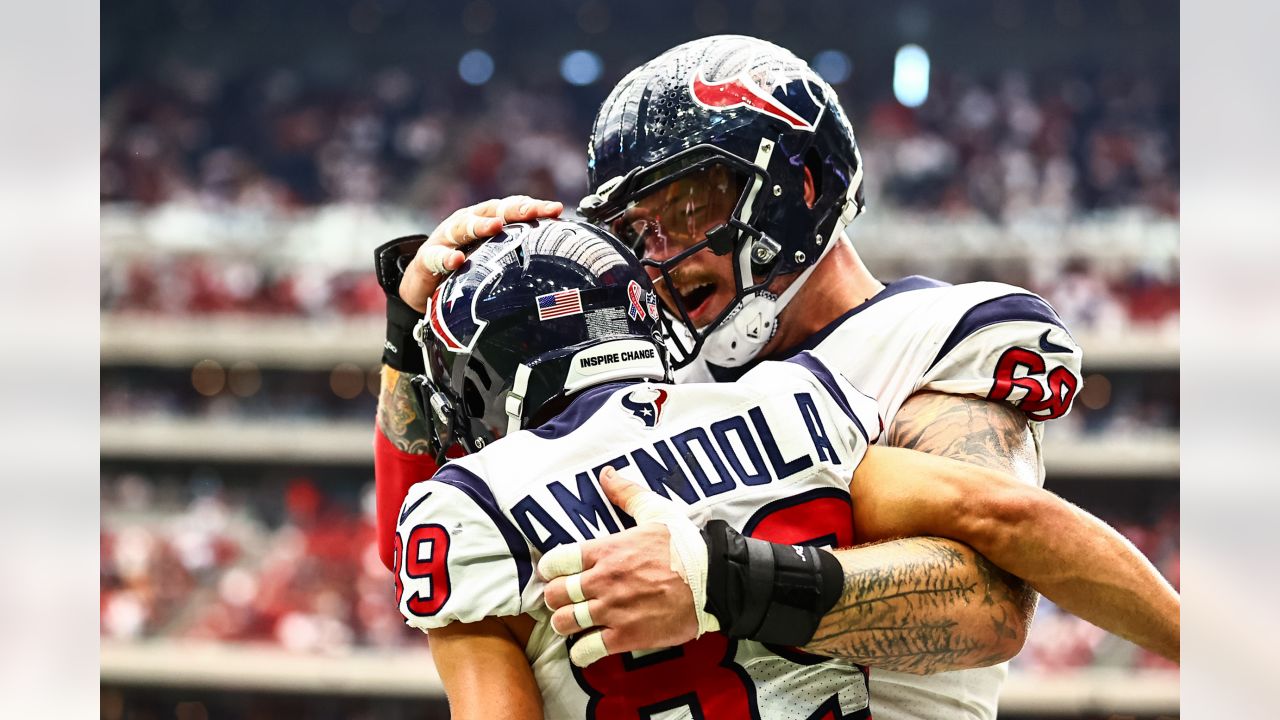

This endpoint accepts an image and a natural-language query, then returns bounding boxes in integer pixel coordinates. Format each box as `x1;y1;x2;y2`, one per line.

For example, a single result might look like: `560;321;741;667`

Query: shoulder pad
395;465;533;629
922;290;1083;421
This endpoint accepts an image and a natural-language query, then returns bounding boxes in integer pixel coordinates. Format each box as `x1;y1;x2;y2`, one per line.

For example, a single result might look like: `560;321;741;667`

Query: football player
393;220;1177;720
374;36;1174;720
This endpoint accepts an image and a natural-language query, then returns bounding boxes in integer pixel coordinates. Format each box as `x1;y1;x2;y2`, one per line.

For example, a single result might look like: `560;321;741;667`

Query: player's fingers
550;600;601;636
427;207;470;247
507;199;562;222
538;541;586;581
495;195;532;221
468;198;503;217
430;205;500;249
419;244;463;275
543;567;601;610
569;629;615;668
445;212;485;246
598;466;663;521
486;195;562;223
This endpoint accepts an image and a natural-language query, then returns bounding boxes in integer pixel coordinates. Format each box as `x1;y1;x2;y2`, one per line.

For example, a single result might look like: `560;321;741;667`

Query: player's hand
538;466;718;667
399;195;563;312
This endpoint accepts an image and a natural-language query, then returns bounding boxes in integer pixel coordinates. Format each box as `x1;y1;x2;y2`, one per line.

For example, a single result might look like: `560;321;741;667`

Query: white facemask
697;291;780;367
696;233;840;367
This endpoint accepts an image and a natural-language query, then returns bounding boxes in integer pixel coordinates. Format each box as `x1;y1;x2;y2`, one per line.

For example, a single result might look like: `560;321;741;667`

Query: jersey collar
705;275;949;382
529;380;642;440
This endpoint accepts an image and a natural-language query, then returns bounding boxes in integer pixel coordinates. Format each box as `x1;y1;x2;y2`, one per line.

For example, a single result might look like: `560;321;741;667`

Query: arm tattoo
885;391;1040;479
376;366;434;455
805;537;1026;673
806;392;1041;672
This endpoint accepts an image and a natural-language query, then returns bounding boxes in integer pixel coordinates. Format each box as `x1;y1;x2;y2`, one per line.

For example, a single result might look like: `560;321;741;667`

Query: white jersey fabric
678;274;1085;720
397;353;881;720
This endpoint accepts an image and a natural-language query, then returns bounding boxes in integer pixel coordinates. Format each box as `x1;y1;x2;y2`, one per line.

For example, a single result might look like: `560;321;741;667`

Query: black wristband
702;519;844;646
383;294;426;373
374;234;431;373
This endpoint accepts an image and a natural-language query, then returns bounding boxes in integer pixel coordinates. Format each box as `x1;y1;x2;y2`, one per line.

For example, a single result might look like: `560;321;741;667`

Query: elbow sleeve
374;427;439;571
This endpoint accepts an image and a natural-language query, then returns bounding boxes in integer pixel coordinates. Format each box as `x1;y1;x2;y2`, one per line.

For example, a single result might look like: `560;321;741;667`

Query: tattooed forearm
802;392;1041;670
809;391;1042;671
377;366;434;455
886;391;1039;480
804;536;1028;674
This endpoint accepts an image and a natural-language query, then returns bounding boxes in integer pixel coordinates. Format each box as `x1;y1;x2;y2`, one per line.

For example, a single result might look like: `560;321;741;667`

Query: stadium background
99;1;1179;718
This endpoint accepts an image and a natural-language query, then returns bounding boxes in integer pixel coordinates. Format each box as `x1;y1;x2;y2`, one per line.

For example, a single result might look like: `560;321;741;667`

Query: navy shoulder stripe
432;465;533;594
785;352;869;444
706;275;950;383
530;381;637;440
928;293;1068;372
790;275;950;356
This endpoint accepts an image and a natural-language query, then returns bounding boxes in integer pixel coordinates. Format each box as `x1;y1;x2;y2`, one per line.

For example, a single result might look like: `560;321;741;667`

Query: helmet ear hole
462;378;486;418
803;147;823;208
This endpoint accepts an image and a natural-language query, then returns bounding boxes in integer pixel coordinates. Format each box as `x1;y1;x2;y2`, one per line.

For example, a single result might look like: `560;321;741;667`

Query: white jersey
397;353;881;720
679;275;1085;720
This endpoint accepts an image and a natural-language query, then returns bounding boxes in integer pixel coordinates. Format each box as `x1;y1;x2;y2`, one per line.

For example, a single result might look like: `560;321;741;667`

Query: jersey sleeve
395;465;535;631
780;349;883;464
919;291;1084;421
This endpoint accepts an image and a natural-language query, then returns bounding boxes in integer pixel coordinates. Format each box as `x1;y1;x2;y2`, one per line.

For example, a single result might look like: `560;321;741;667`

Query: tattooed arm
829;442;1179;665
376;366;435;454
374;365;440;571
799;392;1040;673
538;390;1179;673
803;536;1026;672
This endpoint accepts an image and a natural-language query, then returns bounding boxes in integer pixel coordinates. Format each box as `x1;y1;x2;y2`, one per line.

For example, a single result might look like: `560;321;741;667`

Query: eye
612;216;655;250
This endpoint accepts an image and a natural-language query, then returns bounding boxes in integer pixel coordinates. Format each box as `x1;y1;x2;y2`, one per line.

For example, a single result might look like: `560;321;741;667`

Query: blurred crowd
101;470;1179;673
101;471;417;652
100;62;1177;221
99;364;1177;438
100;65;582;218
860;70;1178;221
99;62;1179;333
100;252;1180;337
101;258;385;319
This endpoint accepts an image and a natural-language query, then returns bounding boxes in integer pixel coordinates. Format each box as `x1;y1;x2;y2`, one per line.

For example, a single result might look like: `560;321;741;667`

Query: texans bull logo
689;66;824;132
620;387;669;428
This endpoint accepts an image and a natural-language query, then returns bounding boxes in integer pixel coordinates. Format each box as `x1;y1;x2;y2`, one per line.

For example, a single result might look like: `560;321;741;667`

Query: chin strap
505;363;533;436
701;153;867;370
700;232;842;368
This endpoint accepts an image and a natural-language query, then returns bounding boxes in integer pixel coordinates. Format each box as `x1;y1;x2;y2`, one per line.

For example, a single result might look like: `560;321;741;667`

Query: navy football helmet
578;35;866;368
412;219;669;459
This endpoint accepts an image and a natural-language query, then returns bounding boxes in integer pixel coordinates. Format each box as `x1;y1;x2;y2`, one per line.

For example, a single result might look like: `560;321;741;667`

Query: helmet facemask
583;35;869;370
582;144;801;368
413;312;511;463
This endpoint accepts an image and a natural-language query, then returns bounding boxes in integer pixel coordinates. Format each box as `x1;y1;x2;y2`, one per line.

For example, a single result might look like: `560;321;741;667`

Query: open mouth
677;281;718;324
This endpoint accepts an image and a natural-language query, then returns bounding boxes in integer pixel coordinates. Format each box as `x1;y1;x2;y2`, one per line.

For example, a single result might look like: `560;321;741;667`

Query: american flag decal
536;289;583;320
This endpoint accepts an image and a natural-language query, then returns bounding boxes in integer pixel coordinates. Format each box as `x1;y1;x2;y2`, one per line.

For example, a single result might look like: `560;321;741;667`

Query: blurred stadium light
811;49;852;84
560;49;603;86
457;48;494;85
893;43;930;107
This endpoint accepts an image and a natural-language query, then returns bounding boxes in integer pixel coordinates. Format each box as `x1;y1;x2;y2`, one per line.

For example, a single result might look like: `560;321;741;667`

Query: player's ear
803;166;817;208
